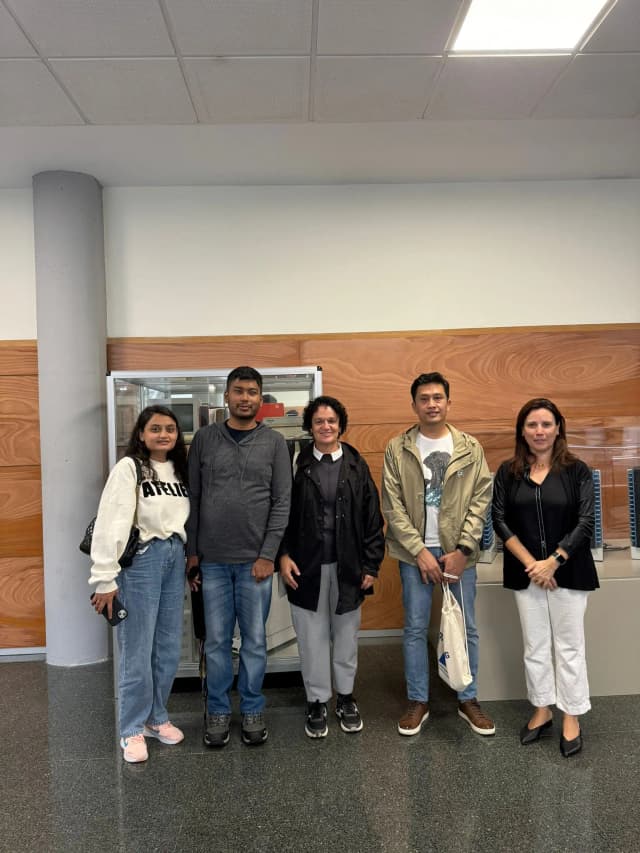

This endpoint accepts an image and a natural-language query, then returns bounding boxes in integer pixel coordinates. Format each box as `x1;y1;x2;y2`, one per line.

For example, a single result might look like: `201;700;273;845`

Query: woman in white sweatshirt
90;405;190;763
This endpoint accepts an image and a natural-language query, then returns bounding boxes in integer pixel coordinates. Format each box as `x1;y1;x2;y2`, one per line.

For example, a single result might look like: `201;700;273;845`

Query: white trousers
290;562;361;703
514;584;591;716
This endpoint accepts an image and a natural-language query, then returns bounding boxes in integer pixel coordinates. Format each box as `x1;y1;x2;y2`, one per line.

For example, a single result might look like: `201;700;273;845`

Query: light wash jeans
400;548;479;703
117;534;185;738
201;562;272;715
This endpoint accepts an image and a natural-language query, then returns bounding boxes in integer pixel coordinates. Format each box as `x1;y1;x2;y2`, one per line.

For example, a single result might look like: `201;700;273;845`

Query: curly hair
124;405;189;485
302;395;348;436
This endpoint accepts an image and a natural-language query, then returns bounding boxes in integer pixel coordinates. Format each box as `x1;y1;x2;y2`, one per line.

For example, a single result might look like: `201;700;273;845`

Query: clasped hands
525;557;558;590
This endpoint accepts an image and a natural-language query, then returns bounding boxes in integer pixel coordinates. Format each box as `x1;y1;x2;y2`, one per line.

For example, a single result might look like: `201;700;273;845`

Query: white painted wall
104;179;640;337
2;180;639;341
0;190;36;339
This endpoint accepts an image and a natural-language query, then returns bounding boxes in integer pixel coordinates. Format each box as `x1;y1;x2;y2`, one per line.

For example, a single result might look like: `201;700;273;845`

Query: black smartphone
90;594;128;626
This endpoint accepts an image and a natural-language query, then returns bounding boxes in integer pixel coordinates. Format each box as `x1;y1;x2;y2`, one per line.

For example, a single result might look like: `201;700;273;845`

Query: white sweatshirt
89;457;190;594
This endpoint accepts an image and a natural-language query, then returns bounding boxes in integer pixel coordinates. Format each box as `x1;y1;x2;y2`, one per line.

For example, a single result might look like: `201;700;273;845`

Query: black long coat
280;442;385;614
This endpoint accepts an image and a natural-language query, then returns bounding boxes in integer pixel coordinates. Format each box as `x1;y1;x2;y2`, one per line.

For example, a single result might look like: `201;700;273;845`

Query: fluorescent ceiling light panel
453;0;609;52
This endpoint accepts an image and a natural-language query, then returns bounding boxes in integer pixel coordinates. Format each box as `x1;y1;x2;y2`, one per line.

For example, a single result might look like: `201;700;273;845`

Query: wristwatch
551;550;566;565
456;544;473;557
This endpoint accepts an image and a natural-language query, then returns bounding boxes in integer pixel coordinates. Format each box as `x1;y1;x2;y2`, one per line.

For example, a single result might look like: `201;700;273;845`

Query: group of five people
89;367;597;763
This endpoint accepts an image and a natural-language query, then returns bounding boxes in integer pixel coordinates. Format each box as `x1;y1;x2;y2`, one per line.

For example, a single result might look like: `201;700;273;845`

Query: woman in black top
492;398;598;757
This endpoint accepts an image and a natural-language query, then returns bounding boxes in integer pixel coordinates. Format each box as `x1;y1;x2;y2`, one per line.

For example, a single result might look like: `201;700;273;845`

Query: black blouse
492;460;599;591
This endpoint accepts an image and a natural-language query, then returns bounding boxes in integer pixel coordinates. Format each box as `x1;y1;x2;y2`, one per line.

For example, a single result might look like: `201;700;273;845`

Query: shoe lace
309;700;326;719
127;734;145;744
244;712;264;725
209;713;229;725
464;700;491;724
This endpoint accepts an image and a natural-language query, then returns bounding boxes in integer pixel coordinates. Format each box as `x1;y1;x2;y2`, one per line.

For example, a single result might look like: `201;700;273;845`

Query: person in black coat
492;398;599;758
279;396;385;738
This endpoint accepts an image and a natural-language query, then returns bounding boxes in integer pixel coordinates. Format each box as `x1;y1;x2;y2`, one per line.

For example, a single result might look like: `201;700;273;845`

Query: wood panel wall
1;326;636;647
0;341;44;648
108;324;640;631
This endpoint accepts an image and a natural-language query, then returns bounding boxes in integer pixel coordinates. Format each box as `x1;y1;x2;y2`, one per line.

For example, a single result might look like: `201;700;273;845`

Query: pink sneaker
120;734;148;763
143;721;184;745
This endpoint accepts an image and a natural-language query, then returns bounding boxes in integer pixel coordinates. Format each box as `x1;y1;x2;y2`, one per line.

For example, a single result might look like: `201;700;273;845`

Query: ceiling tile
165;0;313;55
184;57;309;122
317;0;460;55
5;0;173;57
314;56;441;121
427;56;570;120
536;53;640;118
0;4;36;57
583;0;640;52
0;59;82;124
50;59;196;124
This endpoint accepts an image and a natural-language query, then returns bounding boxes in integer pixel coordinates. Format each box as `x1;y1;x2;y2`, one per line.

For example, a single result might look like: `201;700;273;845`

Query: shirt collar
313;444;343;462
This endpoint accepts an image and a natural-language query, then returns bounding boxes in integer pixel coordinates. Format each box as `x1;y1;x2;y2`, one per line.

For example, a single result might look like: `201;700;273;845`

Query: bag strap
132;456;143;486
442;581;470;661
130;456;143;526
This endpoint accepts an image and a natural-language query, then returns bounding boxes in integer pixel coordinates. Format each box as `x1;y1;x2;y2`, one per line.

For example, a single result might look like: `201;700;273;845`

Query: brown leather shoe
398;701;430;736
458;699;495;736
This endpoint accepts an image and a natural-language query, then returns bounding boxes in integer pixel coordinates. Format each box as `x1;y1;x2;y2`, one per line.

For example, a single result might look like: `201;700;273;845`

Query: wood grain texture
0;467;43;558
0;557;45;647
0;340;38;376
0;341;42;647
105;325;639;631
361;554;403;630
108;336;303;372
0;376;40;465
301;327;640;423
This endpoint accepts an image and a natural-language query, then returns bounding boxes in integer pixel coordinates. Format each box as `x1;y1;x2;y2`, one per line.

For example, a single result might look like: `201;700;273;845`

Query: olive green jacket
381;424;492;567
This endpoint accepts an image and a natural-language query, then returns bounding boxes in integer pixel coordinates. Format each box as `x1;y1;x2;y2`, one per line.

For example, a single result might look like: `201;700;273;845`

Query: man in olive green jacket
382;371;494;738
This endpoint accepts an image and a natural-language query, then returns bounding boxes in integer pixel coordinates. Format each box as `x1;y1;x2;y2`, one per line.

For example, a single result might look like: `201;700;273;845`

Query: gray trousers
290;562;361;703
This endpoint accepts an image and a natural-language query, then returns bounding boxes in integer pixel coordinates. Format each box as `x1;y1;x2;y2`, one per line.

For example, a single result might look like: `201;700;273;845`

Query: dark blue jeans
201;562;272;714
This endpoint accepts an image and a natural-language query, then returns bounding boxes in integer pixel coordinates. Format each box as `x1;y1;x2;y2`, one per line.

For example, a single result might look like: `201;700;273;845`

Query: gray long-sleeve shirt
186;421;291;564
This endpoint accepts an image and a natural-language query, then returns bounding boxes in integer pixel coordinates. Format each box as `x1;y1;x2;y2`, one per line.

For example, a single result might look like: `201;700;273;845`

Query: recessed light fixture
452;0;610;53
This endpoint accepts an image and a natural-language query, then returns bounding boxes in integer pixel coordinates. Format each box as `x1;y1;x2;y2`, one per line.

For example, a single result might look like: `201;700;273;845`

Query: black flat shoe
519;718;553;745
560;730;583;757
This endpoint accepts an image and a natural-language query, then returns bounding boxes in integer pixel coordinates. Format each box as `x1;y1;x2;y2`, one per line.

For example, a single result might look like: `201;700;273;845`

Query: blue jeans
117;535;185;738
201;562;272;715
400;549;479;703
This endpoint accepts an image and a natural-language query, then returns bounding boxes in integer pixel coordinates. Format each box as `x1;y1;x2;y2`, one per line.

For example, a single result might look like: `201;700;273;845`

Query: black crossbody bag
79;457;143;568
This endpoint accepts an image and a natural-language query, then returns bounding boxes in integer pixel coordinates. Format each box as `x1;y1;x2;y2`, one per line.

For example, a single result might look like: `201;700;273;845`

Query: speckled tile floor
1;643;639;853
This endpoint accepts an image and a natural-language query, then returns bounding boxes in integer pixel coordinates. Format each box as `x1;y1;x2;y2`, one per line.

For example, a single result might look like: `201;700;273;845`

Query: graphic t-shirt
415;431;453;547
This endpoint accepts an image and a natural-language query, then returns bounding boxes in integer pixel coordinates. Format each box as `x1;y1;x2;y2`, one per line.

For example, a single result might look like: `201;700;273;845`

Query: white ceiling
0;0;639;187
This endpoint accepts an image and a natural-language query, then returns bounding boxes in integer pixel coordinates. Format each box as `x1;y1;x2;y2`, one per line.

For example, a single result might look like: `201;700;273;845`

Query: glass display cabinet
106;367;322;677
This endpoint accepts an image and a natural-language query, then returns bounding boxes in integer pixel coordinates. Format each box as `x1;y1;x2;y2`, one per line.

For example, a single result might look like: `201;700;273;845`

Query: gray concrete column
33;171;109;666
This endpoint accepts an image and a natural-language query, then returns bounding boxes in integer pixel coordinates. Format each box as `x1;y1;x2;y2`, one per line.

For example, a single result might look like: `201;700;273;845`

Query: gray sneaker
241;711;268;746
203;713;231;748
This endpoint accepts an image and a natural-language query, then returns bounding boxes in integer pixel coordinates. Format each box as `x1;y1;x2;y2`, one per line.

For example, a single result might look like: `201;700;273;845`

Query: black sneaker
305;700;328;738
241;712;268;746
203;713;231;748
336;693;363;733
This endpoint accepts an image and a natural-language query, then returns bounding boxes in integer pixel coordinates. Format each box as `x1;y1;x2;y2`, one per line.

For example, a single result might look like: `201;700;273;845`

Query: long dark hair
510;397;578;478
125;405;189;485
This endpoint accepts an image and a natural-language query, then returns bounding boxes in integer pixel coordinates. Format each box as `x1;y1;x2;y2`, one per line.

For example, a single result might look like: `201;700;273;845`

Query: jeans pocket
136;543;151;556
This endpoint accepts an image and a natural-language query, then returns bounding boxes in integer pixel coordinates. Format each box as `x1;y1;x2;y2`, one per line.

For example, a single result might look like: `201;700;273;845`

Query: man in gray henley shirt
186;366;291;748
